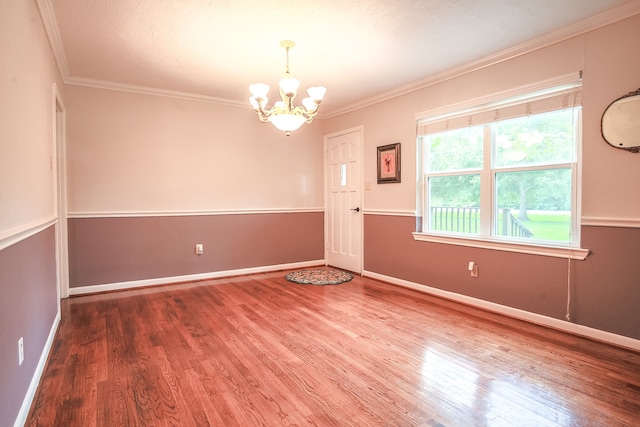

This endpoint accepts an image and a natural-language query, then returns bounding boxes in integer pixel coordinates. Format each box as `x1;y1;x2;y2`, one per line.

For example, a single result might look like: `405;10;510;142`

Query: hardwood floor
26;270;640;426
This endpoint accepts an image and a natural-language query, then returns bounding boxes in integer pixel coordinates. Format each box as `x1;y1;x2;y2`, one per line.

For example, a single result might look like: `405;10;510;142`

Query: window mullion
570;110;583;246
480;125;493;238
427;170;482;177
493;163;573;174
422;175;429;232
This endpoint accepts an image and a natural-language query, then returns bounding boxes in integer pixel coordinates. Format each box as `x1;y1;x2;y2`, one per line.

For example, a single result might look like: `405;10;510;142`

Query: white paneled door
326;128;362;273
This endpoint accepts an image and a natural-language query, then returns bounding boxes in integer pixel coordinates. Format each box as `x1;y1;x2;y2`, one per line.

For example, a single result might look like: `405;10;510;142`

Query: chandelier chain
285;46;290;74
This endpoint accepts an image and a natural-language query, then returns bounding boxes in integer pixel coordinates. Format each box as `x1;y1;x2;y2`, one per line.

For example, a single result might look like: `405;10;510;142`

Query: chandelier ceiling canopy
249;40;327;136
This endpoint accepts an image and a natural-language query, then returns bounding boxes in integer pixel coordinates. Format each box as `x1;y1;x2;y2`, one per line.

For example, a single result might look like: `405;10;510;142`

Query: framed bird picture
377;143;401;184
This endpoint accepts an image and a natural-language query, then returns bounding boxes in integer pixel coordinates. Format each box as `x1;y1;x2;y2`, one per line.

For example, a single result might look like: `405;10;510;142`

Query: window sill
412;232;589;260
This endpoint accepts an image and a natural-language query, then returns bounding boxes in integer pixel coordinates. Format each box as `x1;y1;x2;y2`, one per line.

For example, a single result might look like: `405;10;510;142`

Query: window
415;74;587;258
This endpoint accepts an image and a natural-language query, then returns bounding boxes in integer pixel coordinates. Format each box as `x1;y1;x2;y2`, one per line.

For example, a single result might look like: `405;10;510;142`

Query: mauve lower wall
68;212;324;287
575;226;640;339
0;227;58;427
364;215;640;340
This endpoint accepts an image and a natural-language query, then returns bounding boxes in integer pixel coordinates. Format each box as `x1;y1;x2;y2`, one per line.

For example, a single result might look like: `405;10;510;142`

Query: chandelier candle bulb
279;77;300;96
249;40;326;136
302;97;316;111
307;86;327;101
249;83;269;99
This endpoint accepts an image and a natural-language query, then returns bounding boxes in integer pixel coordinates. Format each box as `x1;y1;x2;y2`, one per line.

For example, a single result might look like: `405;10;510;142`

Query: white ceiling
42;0;638;117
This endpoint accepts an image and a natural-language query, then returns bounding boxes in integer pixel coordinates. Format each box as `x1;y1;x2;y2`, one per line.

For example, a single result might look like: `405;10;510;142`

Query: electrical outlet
468;261;479;277
18;337;24;366
195;244;204;255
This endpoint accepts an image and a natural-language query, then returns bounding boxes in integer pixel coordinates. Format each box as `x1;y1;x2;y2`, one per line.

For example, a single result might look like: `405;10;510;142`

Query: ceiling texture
38;0;640;117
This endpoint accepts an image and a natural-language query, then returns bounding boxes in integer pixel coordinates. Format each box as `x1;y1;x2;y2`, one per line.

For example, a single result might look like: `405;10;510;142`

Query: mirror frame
601;88;640;153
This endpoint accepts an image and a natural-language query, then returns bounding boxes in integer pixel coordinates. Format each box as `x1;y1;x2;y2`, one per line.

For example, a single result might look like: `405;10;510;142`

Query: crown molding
65;76;250;107
324;0;640;119
35;0;640;115
35;0;70;78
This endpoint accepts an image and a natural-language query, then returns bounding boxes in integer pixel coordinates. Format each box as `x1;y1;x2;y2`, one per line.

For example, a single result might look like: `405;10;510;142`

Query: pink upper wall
0;0;65;233
322;14;640;221
65;85;325;215
581;15;640;220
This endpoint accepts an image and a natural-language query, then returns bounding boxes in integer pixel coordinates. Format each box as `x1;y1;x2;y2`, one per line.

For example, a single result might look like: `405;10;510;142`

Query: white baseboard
68;260;325;296
363;270;640;352
14;311;61;427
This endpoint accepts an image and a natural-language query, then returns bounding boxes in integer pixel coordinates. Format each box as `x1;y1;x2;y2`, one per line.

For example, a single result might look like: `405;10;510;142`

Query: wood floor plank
25;270;640;426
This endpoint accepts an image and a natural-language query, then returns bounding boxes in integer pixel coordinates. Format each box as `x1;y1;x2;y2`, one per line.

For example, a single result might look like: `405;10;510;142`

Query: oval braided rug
285;268;353;286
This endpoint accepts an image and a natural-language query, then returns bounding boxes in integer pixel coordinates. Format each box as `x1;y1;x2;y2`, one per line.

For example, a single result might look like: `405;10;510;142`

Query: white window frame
413;73;589;260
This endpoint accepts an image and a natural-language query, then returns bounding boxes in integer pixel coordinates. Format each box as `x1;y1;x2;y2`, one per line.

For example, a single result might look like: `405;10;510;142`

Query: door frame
52;83;69;301
323;126;364;273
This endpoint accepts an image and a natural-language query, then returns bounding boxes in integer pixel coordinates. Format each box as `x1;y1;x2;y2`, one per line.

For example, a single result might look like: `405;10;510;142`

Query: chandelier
249;40;327;136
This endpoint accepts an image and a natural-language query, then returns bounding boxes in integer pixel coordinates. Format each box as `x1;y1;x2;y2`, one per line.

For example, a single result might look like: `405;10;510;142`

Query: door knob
350;207;360;212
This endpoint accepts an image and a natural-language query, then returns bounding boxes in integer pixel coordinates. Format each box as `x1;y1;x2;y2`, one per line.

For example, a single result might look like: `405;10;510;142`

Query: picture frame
377;143;401;184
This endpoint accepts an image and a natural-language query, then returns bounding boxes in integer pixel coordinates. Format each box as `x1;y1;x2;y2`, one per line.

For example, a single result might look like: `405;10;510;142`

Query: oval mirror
601;88;640;153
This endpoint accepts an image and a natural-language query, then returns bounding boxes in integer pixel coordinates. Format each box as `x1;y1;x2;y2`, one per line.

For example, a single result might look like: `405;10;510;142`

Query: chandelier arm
254;102;275;120
290;106;320;123
256;114;270;123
